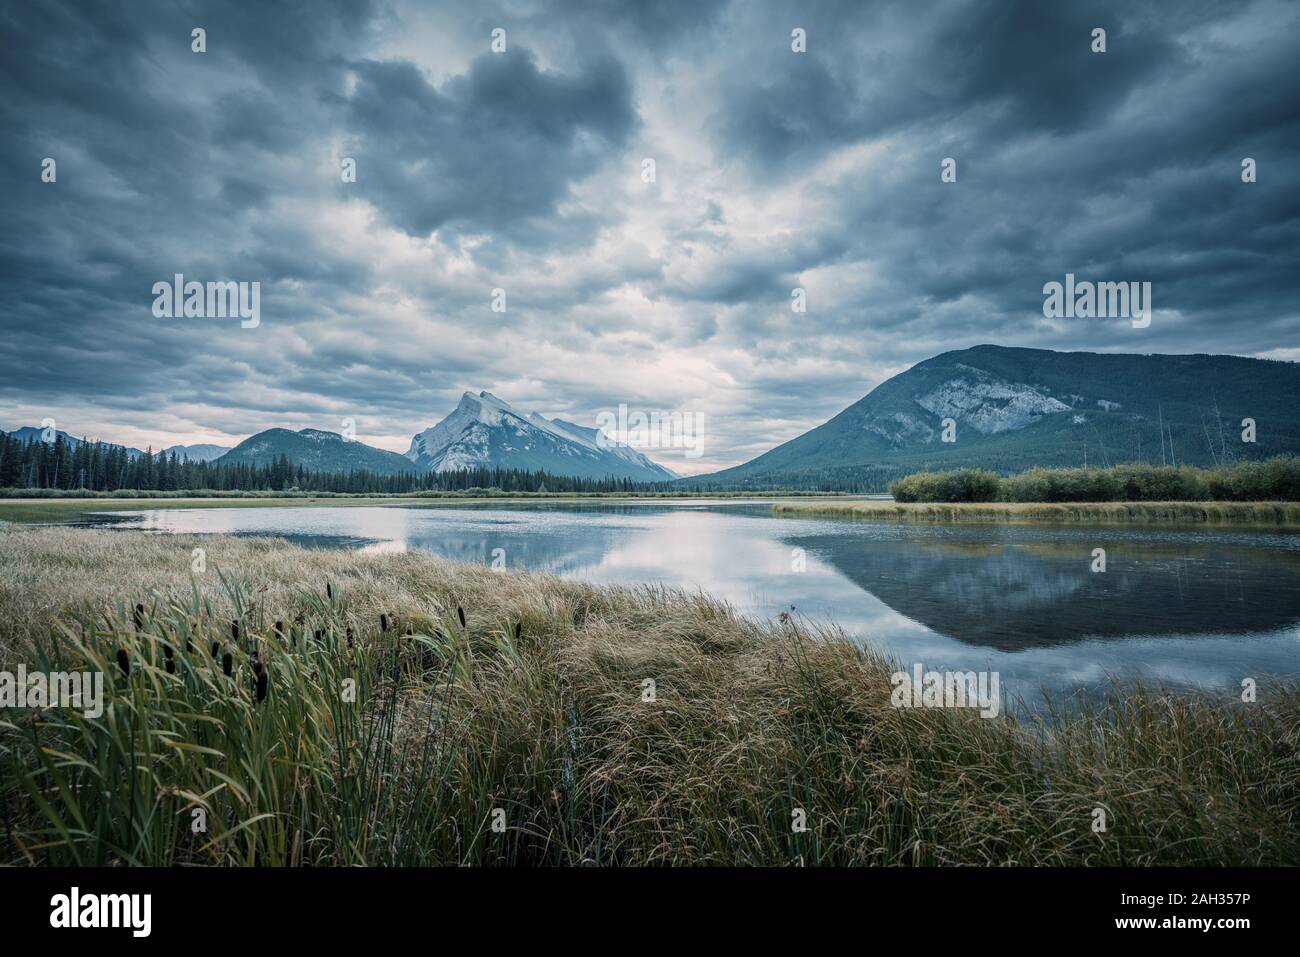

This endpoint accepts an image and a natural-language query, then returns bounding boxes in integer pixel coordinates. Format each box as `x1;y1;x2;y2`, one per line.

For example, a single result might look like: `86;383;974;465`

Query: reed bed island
772;500;1300;524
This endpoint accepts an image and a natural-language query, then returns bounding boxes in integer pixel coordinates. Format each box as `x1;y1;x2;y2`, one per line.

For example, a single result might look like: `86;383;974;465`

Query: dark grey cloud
714;0;1181;174
343;49;634;241
0;0;1296;472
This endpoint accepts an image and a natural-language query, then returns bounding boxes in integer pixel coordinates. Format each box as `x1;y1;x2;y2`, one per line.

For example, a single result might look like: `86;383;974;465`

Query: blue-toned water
80;501;1300;705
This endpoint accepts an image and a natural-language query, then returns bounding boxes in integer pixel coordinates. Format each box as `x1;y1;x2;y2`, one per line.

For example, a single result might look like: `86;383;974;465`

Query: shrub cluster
889;458;1300;503
885;468;1001;503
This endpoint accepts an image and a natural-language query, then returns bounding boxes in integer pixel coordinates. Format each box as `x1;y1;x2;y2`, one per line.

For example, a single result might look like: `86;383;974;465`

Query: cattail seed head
346;627;354;649
133;603;144;630
457;606;466;628
380;613;389;633
274;620;284;638
210;641;220;658
165;658;175;675
514;621;521;641
326;582;333;600
256;671;269;703
116;648;129;677
222;652;232;677
231;620;240;643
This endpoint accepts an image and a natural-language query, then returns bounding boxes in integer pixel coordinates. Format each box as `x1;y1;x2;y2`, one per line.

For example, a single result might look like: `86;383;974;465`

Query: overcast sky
2;0;1297;473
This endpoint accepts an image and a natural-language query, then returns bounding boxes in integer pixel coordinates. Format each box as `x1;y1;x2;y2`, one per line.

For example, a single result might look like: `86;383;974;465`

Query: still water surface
83;501;1300;706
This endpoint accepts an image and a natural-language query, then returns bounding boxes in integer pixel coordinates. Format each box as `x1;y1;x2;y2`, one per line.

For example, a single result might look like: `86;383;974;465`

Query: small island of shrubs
887;457;1300;503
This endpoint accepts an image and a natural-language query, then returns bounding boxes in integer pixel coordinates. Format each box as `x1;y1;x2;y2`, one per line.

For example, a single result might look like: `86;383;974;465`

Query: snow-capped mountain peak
405;391;678;481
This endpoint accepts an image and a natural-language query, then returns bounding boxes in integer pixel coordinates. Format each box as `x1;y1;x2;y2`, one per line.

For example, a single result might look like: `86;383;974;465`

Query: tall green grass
1;577;567;865
3;567;1298;866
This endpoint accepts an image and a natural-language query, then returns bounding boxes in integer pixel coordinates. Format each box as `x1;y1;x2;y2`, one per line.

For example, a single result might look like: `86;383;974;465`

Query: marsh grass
773;500;1300;525
1;527;1297;866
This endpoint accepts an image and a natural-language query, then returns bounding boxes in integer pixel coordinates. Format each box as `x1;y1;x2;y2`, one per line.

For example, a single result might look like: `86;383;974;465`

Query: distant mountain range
206;392;678;480
4;426;148;459
4;389;677;481
406;391;678;482
691;345;1300;487
9;347;1297;487
1;428;230;463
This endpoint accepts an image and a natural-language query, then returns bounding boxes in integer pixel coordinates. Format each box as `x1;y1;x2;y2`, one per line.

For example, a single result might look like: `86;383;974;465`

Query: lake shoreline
773;499;1300;525
2;525;1297;866
0;493;861;525
8;495;1300;527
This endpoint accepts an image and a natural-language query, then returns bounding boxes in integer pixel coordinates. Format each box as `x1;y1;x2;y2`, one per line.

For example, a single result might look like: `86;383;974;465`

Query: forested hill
685;346;1300;489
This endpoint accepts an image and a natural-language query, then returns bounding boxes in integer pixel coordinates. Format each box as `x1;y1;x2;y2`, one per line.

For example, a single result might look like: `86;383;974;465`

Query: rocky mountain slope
691;345;1300;487
406;391;678;481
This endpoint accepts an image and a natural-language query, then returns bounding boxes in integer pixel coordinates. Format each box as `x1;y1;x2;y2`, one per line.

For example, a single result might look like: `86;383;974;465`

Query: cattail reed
222;651;232;677
256;670;269;703
458;606;466;629
274;620;284;640
210;640;220;658
380;613;389;633
514;621;521;641
231;620;240;643
116;648;129;677
133;603;144;630
346;626;354;649
326;582;333;601
164;644;175;674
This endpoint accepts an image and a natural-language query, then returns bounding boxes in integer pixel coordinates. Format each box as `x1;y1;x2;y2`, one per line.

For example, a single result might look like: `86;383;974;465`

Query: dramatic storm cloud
1;0;1296;473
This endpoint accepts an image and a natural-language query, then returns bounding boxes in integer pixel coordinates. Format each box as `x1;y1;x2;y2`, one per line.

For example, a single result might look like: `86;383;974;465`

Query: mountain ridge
163;443;231;462
214;428;416;476
687;345;1300;488
3;426;148;459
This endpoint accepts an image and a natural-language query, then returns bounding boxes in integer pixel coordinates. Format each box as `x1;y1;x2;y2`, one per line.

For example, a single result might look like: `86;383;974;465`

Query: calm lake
81;501;1300;706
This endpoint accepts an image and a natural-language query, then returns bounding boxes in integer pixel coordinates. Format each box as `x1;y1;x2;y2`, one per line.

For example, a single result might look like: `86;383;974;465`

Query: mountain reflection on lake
80;501;1300;707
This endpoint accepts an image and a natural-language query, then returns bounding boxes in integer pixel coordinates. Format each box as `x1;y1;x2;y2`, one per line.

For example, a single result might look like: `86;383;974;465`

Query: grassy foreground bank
1;527;1297;866
773;499;1300;524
